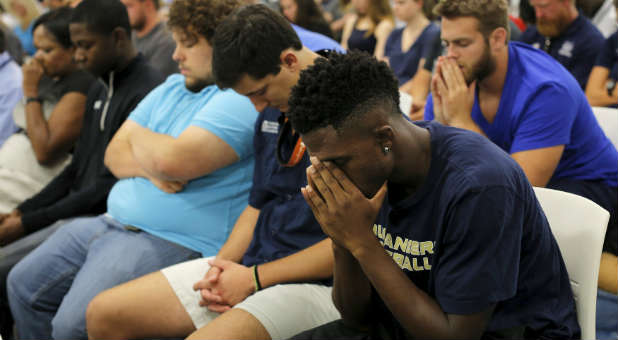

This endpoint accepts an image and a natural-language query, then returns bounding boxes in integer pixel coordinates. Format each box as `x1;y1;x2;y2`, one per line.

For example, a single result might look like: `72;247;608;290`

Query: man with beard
121;0;178;76
424;1;618;326
6;0;258;338
521;0;604;88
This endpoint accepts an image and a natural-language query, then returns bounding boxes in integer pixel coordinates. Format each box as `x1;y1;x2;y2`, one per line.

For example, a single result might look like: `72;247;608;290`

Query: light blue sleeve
127;74;180;127
190;89;258;160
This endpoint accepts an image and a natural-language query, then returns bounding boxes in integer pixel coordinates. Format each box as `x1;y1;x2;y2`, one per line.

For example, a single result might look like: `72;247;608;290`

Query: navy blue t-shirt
595;31;618;108
241;108;326;267
373;121;579;338
425;42;618;188
521;14;604;88
385;23;440;85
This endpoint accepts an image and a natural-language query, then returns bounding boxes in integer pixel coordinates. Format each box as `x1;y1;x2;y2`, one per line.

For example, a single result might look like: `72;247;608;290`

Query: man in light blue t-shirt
5;0;258;337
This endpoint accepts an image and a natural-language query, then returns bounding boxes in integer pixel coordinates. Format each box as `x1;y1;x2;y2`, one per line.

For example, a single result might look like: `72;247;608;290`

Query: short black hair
70;0;131;36
287;51;400;135
212;4;302;89
33;7;74;49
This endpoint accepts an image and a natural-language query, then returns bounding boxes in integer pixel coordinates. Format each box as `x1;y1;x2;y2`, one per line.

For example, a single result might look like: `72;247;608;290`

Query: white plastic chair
533;187;610;340
592;106;618;149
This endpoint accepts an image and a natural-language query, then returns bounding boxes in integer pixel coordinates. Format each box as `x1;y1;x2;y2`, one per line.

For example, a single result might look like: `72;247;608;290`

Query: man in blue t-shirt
425;0;617;285
286;50;579;339
521;0;604;88
85;4;345;340
6;0;257;338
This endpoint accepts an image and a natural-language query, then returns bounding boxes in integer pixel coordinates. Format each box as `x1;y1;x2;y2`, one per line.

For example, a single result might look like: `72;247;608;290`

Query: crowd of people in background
0;0;616;339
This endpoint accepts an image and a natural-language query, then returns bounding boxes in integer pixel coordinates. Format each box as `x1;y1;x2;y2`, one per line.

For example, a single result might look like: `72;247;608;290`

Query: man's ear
111;26;130;48
489;27;508;50
280;49;299;71
374;125;395;149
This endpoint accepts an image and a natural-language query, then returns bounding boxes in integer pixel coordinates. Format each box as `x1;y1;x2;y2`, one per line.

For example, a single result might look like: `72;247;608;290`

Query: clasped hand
0;210;24;246
192;258;254;313
431;57;476;127
301;157;386;255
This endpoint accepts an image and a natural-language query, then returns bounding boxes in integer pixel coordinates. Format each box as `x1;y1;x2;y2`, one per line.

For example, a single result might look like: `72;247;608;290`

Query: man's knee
51;301;87;339
6;260;29;305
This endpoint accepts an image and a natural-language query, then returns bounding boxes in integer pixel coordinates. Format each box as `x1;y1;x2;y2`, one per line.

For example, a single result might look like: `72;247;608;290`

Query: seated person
521;0;604;88
424;1;618;337
578;0;617;38
383;0;439;120
121;0;178;77
6;0;258;338
7;0;40;56
340;0;394;59
585;0;618;108
0;7;95;214
0;0;164;337
85;4;343;340
280;0;334;38
0;29;21;146
0;21;25;65
286;50;579;339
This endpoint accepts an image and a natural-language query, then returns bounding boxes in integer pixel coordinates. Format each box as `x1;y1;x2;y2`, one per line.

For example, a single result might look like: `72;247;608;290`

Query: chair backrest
592;106;618;149
533;187;610;340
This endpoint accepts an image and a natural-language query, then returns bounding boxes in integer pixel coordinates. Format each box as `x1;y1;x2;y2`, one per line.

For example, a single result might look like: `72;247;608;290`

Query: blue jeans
597;289;618;340
0;219;69;338
7;214;201;339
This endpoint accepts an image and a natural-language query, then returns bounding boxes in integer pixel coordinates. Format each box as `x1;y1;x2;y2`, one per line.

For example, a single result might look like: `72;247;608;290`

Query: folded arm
585;66;618;107
105;119;239;182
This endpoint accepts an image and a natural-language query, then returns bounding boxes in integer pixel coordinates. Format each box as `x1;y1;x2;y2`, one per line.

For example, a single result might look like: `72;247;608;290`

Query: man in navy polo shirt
521;0;604;88
85;4;346;340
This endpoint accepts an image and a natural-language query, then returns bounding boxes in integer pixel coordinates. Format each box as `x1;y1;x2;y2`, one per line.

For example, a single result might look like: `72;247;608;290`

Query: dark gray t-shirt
132;22;178;77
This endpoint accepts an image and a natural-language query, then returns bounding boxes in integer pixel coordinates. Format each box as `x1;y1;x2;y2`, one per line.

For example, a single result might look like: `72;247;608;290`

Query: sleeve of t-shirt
509;83;576;154
595;33;617;69
423;94;435;120
433;186;524;314
126;77;170;127
190;89;258;160
571;32;604;88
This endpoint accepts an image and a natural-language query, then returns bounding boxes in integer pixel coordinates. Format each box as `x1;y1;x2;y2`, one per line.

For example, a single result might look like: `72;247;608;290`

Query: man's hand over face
301;157;387;256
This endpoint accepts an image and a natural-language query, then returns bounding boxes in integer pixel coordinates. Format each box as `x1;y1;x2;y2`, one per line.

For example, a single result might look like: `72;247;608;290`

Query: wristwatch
24;96;42;104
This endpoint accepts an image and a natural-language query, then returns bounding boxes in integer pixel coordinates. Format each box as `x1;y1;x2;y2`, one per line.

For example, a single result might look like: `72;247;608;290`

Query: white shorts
161;257;341;340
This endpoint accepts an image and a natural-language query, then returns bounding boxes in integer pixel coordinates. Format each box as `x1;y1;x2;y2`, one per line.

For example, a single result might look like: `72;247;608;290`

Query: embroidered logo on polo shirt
94;100;102;110
261;120;279;134
558;41;574;58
